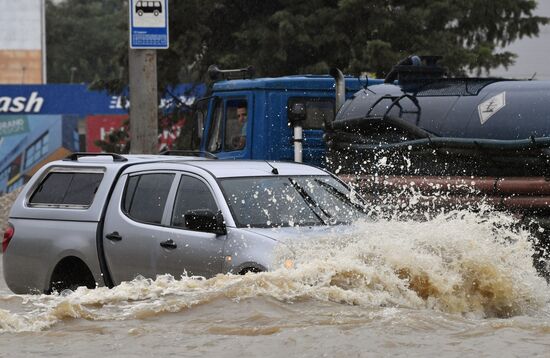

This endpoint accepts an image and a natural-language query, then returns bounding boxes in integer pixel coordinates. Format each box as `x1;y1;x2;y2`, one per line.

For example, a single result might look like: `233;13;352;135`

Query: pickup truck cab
2;153;367;294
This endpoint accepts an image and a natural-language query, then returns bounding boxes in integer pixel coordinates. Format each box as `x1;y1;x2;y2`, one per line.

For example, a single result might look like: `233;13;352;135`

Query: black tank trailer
326;56;550;275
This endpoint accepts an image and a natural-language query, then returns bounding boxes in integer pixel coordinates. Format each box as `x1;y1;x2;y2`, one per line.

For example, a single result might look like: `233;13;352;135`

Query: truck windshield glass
220;175;366;228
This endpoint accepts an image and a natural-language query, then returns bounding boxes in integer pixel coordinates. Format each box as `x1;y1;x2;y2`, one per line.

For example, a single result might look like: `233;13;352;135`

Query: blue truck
189;66;383;167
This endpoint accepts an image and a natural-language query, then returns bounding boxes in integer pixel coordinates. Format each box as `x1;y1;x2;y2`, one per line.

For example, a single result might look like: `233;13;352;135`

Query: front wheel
153;10;159;16
137;10;144;16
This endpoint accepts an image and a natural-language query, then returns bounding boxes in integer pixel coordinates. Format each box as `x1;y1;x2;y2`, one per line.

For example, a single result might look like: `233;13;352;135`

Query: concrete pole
40;0;47;84
129;49;158;154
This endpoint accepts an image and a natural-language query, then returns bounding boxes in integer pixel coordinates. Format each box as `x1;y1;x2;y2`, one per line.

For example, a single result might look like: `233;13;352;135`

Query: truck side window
207;100;223;152
123;173;174;225
224;99;248;151
288;98;334;129
171;175;218;228
29;171;103;207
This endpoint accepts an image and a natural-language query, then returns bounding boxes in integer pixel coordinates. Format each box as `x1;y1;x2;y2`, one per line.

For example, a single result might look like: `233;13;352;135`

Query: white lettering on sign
0;117;28;136
108;95;196;109
0;118;24;130
109;96;130;110
0;92;44;113
159;96;196;108
100;126;126;140
478;92;506;125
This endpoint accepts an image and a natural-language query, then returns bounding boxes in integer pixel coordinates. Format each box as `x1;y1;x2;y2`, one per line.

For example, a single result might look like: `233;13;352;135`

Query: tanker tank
326;57;550;177
325;56;550;276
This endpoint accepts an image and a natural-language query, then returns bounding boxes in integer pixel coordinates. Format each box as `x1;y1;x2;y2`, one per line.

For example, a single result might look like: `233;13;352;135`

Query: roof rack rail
63;152;128;162
158;150;218;159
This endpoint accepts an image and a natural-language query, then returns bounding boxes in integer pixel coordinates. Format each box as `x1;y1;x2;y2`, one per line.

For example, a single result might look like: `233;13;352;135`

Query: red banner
85;115;128;152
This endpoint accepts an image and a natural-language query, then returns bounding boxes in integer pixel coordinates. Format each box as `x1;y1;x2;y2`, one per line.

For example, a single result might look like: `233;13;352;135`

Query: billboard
0;85;125;115
0;84;204;115
86;115;188;153
85;114;128;152
0;83;205;193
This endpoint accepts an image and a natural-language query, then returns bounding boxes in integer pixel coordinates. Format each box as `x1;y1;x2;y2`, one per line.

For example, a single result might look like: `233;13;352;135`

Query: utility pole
41;0;47;84
128;0;169;154
129;49;158;154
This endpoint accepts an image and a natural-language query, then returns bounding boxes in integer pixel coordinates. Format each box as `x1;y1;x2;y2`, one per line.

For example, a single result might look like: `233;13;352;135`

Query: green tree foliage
167;0;548;79
46;0;127;83
47;0;548;83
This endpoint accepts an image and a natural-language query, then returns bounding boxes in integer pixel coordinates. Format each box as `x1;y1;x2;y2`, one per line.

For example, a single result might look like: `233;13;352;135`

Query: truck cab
191;74;383;167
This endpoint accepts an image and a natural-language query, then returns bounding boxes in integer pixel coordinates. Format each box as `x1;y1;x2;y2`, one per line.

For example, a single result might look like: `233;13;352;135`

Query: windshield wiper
288;178;331;224
314;179;368;214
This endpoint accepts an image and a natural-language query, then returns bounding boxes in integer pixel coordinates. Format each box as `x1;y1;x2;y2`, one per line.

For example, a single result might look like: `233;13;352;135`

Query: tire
138;10;143;16
154;10;159;16
49;257;96;294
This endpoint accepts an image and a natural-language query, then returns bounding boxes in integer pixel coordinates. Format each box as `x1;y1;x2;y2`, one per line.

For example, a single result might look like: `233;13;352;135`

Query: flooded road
2;210;550;357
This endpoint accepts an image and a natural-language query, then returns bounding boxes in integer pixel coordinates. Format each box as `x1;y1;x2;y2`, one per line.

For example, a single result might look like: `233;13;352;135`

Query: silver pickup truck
2;153;367;294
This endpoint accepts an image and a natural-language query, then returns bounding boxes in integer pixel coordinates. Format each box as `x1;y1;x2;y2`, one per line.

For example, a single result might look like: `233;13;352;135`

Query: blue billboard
0;84;204;116
0;83;206;194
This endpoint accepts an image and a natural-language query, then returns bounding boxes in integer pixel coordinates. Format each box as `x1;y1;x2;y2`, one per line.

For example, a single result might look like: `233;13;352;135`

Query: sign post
128;0;169;154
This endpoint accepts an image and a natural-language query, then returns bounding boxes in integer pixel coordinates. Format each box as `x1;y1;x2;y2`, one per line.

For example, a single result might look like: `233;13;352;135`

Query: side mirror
185;209;226;235
288;99;306;126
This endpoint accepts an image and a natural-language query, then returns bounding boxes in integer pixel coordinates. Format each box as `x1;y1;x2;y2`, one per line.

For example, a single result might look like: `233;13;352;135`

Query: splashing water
1;209;549;333
276;210;548;317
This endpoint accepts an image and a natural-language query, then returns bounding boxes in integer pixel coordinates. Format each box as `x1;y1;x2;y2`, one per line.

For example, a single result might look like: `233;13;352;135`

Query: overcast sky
489;0;550;79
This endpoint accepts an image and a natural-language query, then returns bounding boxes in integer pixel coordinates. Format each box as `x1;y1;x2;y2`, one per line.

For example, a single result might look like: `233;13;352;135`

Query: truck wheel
49;257;96;294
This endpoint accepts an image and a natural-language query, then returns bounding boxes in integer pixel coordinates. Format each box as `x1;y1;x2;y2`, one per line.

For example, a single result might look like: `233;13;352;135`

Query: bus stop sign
129;0;169;49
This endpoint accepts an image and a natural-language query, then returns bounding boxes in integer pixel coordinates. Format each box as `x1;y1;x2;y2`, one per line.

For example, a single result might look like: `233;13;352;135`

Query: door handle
160;239;177;249
105;231;122;241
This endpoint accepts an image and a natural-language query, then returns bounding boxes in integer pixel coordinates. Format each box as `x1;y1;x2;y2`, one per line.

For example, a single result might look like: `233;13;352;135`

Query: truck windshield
219;175;367;228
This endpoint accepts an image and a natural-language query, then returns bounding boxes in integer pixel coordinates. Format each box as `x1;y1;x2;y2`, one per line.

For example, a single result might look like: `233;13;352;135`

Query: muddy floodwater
2;210;550;357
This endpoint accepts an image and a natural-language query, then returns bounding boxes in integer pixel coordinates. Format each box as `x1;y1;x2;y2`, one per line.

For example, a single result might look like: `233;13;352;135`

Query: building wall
0;50;42;84
0;0;44;84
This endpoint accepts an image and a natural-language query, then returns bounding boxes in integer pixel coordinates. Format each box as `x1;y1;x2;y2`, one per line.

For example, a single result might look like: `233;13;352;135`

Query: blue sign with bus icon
129;0;169;49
